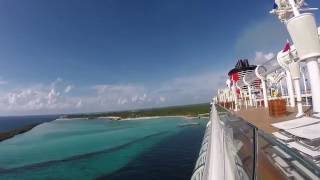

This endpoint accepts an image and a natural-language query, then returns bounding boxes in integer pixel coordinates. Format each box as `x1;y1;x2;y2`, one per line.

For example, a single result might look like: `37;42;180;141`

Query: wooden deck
218;105;315;179
230;106;304;179
231;106;312;133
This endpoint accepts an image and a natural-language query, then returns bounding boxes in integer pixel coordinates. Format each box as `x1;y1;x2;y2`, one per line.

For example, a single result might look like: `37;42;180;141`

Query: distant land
62;103;210;120
0;103;210;142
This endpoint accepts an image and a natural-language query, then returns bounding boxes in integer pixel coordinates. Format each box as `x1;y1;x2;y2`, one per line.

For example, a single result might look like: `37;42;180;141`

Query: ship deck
223;105;317;179
231;106;312;134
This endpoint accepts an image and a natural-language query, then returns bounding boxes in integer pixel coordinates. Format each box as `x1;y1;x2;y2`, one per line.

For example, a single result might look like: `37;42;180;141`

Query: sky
0;0;319;115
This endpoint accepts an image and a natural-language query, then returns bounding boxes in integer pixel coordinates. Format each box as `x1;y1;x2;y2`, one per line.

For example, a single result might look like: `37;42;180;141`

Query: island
62;103;210;120
0;103;210;142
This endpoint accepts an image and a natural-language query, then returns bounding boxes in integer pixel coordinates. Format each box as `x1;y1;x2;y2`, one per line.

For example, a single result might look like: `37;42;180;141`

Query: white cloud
117;97;128;105
0;79;81;115
159;96;166;102
90;84;150;110
0;71;226;115
154;71;226;105
64;85;74;93
253;51;275;65
51;77;63;87
90;71;226;110
76;100;82;108
87;72;223;111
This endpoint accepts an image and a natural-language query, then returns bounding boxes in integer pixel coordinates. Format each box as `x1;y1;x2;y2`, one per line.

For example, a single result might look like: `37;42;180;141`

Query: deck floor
220;105;315;179
231;106;312;133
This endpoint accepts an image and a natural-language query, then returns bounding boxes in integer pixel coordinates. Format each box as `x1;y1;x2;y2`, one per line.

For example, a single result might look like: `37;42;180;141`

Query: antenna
270;0;318;22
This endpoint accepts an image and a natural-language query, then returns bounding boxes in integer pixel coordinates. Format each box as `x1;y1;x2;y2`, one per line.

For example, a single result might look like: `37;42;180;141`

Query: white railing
191;104;238;180
191;119;210;180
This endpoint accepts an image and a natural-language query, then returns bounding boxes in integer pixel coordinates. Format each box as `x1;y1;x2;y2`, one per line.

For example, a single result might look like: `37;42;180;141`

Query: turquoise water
0;117;206;179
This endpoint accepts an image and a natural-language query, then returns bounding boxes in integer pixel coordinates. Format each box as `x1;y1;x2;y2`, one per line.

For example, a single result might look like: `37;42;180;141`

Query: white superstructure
192;1;320;179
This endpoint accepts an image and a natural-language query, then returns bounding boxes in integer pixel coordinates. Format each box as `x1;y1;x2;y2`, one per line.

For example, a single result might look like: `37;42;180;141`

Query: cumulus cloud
0;79;81;115
93;84;148;106
159;96;166;102
153;71;225;105
87;72;225;111
76;100;82;108
0;71;226;115
51;77;63;87
253;51;275;65
64;85;74;93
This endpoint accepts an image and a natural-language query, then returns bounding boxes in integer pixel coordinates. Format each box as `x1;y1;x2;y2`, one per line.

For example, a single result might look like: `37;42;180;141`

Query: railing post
252;127;258;180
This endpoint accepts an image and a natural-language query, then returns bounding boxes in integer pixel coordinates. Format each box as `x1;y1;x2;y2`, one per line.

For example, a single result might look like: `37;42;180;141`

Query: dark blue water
0;115;59;132
100;126;205;180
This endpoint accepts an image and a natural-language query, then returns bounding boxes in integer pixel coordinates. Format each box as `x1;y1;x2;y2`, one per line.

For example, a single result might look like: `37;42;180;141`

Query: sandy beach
122;115;200;121
58;115;203;121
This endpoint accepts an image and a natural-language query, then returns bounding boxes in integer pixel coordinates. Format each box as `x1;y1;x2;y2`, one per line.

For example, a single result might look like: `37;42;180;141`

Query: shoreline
0;123;39;142
121;115;202;121
0;115;208;142
59;115;207;121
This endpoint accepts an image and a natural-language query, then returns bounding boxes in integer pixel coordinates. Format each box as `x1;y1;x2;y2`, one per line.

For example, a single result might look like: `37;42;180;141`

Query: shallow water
0;117;207;179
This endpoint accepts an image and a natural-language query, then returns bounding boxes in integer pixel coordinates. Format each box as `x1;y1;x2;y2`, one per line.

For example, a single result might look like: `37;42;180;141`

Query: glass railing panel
257;131;320;180
219;113;255;179
256;132;289;180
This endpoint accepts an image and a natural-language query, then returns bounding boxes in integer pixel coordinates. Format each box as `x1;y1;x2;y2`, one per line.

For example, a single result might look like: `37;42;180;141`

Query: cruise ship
192;1;320;179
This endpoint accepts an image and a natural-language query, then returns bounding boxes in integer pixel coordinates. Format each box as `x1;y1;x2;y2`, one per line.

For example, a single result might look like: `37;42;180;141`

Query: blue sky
0;0;319;115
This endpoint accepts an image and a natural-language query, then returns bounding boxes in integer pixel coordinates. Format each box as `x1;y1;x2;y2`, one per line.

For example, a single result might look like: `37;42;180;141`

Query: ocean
0;115;59;132
0;117;206;179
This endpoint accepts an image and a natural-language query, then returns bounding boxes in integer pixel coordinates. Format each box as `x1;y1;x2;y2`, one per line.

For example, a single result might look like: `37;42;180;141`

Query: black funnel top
228;59;256;76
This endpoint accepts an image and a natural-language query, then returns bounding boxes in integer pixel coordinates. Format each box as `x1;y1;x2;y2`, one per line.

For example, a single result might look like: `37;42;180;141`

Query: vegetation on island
63;103;210;119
